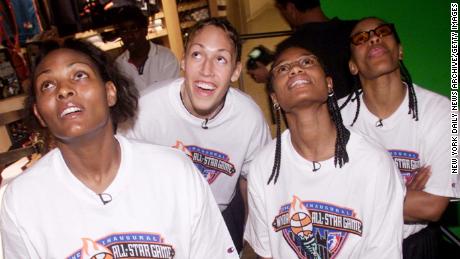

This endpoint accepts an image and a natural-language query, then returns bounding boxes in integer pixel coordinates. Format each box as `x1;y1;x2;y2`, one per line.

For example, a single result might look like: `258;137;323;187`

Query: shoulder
228;87;265;116
414;84;449;114
120;136;195;171
346;128;391;163
3;149;61;193
115;50;129;63
152;42;176;57
139;78;181;102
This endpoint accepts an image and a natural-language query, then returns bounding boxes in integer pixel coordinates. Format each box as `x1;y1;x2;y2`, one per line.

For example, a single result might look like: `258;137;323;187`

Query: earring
273;102;281;110
328;87;334;97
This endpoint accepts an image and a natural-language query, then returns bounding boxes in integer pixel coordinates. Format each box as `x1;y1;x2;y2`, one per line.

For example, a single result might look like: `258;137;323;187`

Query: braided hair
267;40;350;185
345;18;418;126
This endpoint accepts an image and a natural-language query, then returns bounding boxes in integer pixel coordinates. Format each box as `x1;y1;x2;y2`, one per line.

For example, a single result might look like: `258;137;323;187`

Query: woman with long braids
341;17;460;258
244;39;404;259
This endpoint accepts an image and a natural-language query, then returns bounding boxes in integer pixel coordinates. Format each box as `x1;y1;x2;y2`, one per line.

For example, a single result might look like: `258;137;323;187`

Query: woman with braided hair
341;17;460;258
244;39;404;259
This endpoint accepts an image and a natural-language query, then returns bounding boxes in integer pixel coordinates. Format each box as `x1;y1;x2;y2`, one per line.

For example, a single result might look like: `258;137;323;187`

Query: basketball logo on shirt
173;141;236;184
67;233;175;259
272;196;362;259
388;149;420;183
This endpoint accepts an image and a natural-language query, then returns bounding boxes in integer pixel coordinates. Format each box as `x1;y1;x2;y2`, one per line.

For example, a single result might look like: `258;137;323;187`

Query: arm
403;101;456;222
243;163;273;258
239;176;248;222
362;155;404;258
0;187;35;258
186;162;239;258
403;190;450;222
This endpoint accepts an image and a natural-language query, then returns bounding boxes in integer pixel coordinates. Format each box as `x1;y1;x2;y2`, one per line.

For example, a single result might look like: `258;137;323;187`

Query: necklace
179;90;226;129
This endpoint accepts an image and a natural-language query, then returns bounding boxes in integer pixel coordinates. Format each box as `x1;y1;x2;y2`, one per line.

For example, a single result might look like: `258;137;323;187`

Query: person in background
120;18;271;254
0;39;238;258
244;39;404;259
246;45;274;84
246;45;277;124
275;0;356;99
113;5;179;93
341;17;460;258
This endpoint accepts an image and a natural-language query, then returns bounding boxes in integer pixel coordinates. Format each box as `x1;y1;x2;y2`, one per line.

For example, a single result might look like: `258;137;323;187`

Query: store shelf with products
74;10;169;52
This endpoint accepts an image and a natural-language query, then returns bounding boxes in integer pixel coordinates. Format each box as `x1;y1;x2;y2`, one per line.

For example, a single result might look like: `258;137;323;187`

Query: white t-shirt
115;42;179;93
340;84;459;238
244;130;404;259
121;78;271;211
0;136;238;259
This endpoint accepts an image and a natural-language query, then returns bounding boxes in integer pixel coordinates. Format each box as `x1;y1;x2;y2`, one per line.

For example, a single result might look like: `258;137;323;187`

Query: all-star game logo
173;141;236;184
272;196;363;259
67;233;175;259
388;149;420;183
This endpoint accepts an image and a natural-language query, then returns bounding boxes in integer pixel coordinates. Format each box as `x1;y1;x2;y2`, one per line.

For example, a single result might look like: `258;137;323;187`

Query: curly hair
26;39;139;134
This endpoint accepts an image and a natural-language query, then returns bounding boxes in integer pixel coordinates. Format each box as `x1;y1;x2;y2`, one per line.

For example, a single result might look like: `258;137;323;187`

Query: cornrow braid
267;104;282;185
400;60;418;121
348;75;363;126
327;91;350;168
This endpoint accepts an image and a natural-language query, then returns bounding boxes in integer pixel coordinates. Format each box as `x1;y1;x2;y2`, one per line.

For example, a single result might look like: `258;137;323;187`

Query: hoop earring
328;89;334;97
273;102;280;111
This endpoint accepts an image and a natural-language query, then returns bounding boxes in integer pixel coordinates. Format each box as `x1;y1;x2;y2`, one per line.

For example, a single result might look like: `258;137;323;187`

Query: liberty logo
273;196;362;259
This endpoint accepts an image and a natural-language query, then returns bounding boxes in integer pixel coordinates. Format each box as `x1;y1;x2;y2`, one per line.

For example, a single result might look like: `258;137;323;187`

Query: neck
128;40;150;64
286;104;336;161
360;73;406;119
180;83;225;120
57;127;121;194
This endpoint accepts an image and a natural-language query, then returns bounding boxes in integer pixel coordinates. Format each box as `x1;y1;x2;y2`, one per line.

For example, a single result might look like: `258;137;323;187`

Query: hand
406;166;431;191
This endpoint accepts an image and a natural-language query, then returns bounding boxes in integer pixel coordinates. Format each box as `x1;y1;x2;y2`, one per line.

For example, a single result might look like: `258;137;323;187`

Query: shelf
0;94;27;114
177;0;208;12
89;28;169;51
180;21;197;30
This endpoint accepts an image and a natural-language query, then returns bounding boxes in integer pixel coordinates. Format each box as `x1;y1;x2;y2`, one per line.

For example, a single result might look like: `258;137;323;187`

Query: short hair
110;5;148;29
185;17;242;62
275;0;321;12
27;39;139;132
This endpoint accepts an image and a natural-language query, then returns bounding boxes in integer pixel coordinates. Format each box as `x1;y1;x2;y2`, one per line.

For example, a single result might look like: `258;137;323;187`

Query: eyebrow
189;43;233;55
35;61;93;79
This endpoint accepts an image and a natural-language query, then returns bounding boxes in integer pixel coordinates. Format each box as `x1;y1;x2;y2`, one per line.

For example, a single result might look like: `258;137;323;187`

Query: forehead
187;25;235;53
352;18;386;34
35;48;95;76
276;47;314;63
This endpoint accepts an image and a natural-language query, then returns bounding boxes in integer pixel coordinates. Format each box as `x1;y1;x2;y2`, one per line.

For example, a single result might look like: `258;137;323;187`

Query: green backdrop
322;0;453;97
323;0;459;237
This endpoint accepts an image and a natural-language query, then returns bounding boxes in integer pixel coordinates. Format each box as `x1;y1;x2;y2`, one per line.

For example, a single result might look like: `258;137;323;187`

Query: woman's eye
191;51;201;59
40;81;56;91
278;65;289;73
73;71;88;80
216;56;227;64
300;57;314;66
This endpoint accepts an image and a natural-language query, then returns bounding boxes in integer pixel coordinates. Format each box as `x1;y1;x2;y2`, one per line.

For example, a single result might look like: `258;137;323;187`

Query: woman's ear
398;45;404;60
349;60;359;75
326;77;334;93
180;57;185;71
105;81;117;107
230;62;243;82
33;104;47;127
